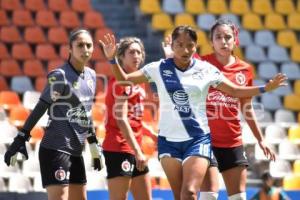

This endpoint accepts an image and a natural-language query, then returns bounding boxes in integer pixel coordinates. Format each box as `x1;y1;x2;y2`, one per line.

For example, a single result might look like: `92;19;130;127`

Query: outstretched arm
99;33;148;84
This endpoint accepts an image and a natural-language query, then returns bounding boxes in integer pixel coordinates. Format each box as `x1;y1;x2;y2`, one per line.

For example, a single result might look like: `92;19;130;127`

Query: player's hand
89;142;104;171
135;151;147;171
98;33;117;60
258;140;276;161
162;34;174;59
265;73;288;92
4;132;29;166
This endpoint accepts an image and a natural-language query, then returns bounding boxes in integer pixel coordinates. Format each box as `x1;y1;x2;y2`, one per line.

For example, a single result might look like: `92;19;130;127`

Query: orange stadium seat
0;10;10;26
9;105;30;127
12;43;34;60
294;160;300;175
95;61;113;77
59;44;69;60
229;0;250;15
275;0;295;15
25;0;46;12
91;46;106;61
288;13;300;30
242;13;264;31
277;30;298;47
92;104;106;126
252;0;273;15
185;0;205;14
95;27;114;42
23;59;46;77
152;13;174;31
291;44;300;62
30;126;44;143
0;43;10;60
36;10;58;28
47;59;65;72
284;94;300;111
0;91;21;110
59;11;81;29
141;135;156;156
265;13;286;30
36;43;58;61
48;0;70;12
0;26;22;43
140;0;161;14
24;26;47;44
0;76;9;92
1;0;22;11
207;0;228;14
48;27;68;45
0;59;23;77
71;0;92;13
12;9;35;27
283;175;300;190
83;11;105;29
35;77;47;92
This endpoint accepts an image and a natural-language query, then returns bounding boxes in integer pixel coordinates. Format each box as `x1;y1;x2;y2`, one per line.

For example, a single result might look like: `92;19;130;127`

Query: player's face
122;42;143;72
70;33;94;65
172;32;197;67
211;24;235;57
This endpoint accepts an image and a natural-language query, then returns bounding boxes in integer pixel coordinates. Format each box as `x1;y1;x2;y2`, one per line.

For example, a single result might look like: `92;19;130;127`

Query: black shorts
103;151;149;179
39;146;86;188
212;145;249;172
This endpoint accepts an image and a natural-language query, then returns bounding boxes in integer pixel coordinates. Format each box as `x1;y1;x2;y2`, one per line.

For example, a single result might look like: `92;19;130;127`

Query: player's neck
214;53;235;67
69;57;85;73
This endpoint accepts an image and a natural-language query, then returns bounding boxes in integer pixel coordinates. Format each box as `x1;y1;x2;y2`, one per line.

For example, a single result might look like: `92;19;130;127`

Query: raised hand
265;73;288;92
162;34;174;59
98;33;117;60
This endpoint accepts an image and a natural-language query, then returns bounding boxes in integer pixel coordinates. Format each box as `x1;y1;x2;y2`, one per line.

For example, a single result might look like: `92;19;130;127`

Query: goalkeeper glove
87;134;104;171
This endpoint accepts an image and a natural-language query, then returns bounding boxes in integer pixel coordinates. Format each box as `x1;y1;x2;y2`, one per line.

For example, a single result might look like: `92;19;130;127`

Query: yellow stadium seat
265;13;286;30
233;47;244;60
288;125;300;144
288;13;300;30
152;13;174;31
291;44;300;62
199;44;213;55
140;0;161;14
230;0;250;15
294;160;300;175
275;0;295;15
174;13;196;28
277;30;298;47
294;80;300;96
185;0;205;14
283;175;300;190
298;0;300;12
242;13;264;31
252;0;273;15
207;0;228;14
284;94;300;111
196;29;208;47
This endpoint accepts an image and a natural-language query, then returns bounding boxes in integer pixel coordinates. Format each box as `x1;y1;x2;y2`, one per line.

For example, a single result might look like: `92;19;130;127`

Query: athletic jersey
141;58;224;141
40;62;96;156
103;77;145;154
202;53;254;147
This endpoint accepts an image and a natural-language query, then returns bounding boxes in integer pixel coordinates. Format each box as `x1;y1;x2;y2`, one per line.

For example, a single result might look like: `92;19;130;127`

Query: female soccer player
4;29;103;200
99;26;287;200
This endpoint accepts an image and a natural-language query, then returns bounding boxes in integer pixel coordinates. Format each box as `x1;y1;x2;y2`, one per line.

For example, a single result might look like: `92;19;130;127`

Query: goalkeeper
4;28;103;200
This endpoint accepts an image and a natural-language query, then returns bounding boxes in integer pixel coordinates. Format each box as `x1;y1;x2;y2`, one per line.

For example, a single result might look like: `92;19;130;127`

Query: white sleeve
205;62;224;88
140;60;162;83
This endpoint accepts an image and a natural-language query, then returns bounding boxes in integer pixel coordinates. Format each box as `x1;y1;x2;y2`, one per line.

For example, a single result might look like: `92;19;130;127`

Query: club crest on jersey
73;81;80;89
121;160;132;172
173;90;190;113
192;71;205;80
235;72;246;85
54;168;66;181
162;70;173;77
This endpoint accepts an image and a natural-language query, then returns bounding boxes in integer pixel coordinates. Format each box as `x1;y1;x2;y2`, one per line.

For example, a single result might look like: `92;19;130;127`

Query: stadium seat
229;0;250;15
9;105;30;127
1;0;22;11
48;26;68;45
140;0;161;14
151;13;174;31
185;0;205;14
36;43;58;61
255;143;276;160
91;46;106;61
267;45;289;63
86;172;108;190
275;0;295;15
197;14;216;31
12;9;35;27
48;0;70;12
264;124;287;144
220;13;241;27
254;109;273;125
0;91;21;110
24;26;47;44
245;45;267;63
279;139;300;160
0;26;22;43
291;44;300;62
242;13;264;31
33;174;45;192
0;59;23;77
265;13;286;30
0;177;7;192
35;10;58;28
0;154;20;178
283;175;300;190
11;76;34;94
269;159;292;178
287;13;300;30
273;81;292;97
294;160;300;174
35;77;47;92
274;109;296;125
71;0;92;13
25;0;46;12
252;0;273;15
0;42;10;60
48;59;65;72
12;43;34;60
23;91;41;110
94;27;114;42
257;62;278;80
8;174;33;193
294;80;300;96
242;124;257;144
238;30;253;47
207;0;228;14
199;44;213;56
92;104;106;127
162;0;184;14
281;62;300;80
22;156;40;178
59;11;81;29
284;94;300;111
288;125;300;144
159;177;171;189
95;61;113;77
0;10;9;26
254;30;275;47
23;59;46;78
261;93;282;111
196;29;208;47
277;30;298;47
83;11;105;29
174;13;196;28
30;126;44;144
59;44;69;60
0;76;9;92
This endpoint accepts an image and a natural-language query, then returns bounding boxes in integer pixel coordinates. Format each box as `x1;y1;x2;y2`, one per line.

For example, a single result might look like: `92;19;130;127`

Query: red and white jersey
102;77;146;154
201;54;254;147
